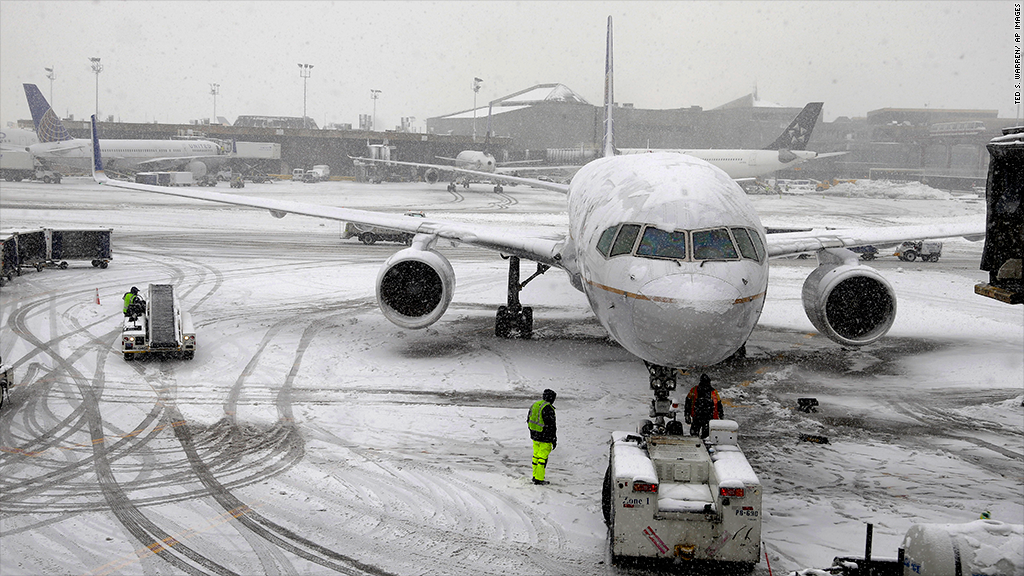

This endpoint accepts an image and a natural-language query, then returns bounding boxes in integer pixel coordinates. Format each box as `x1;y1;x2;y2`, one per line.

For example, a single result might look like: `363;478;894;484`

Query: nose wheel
638;362;684;436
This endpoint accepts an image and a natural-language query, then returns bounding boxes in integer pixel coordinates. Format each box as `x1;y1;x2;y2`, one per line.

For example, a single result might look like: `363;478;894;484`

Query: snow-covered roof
439;104;532;120
498;84;591;105
713;93;786;110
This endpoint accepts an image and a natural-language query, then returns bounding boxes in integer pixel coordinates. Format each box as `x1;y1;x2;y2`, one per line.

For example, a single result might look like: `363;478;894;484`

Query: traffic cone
95;288;100;305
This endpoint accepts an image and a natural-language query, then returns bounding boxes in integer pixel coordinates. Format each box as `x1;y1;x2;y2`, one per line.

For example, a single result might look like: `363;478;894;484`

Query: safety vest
687;387;721;420
528;400;550;432
123;292;136;313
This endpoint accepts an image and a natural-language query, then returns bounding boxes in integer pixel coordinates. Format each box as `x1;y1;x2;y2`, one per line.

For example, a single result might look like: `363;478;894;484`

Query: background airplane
617;101;848;179
23;83;228;178
0;127;39;150
356;102;843;185
87;16;982;386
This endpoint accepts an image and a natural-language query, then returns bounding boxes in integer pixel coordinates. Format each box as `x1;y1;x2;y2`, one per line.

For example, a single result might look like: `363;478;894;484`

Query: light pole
44;66;55;106
89;57;102;119
370;89;381;131
473;77;482;142
210;83;220;123
298;63;313;129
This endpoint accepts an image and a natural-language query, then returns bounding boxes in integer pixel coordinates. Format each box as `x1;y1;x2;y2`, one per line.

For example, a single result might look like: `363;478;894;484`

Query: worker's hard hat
130;286;139;294
543;389;556;402
700;373;712;385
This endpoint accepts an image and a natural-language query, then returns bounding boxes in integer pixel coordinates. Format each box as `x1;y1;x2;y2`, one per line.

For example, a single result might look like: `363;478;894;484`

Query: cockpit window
731;227;760;262
609;224;641;257
637;227;688;259
597;226;618;257
692;228;739;260
748;229;766;262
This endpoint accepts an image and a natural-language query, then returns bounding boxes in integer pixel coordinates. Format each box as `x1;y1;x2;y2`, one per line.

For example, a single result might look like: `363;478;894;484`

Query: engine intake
424;168;439;184
376;247;455;329
802;258;897;347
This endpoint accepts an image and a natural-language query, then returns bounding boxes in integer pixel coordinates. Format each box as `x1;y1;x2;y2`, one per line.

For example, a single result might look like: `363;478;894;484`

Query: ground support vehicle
342;211;425;245
894;240;942;262
1;149;35;181
976;126;1023;305
135;172;192;187
603;420;762;569
850;245;879;260
122;284;196;361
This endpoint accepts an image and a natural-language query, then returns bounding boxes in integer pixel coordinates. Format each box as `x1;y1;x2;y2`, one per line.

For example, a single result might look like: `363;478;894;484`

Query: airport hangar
38;83;1010;190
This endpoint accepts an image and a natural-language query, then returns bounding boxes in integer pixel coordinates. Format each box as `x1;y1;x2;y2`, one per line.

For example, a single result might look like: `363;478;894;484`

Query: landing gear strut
638;362;685;436
495;255;549;339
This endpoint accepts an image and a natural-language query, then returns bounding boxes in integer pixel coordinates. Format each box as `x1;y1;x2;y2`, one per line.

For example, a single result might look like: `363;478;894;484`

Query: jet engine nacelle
424;168;439;184
801;260;897;347
376;247;456;329
187;160;209;178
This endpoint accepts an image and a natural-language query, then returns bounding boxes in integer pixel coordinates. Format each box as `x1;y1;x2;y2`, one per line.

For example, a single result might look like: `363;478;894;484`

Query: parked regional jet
618;102;847;179
88;17;982;381
23;84;226;177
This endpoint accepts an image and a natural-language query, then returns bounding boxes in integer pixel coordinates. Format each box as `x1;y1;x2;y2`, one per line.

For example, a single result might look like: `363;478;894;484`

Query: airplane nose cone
631;274;747;366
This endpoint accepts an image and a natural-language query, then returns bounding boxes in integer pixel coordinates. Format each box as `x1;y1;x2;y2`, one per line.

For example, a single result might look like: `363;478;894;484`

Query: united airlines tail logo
38;108;72;143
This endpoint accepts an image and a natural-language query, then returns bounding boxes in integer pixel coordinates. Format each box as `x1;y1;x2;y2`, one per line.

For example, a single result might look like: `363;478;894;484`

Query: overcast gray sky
0;1;1016;131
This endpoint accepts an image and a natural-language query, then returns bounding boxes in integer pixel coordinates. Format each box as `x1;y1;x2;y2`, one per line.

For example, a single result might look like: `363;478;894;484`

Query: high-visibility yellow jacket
527;400;556;443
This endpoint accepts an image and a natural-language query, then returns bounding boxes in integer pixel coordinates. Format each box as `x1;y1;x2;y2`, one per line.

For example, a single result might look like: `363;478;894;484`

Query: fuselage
618;148;818;180
454;150;497;173
28;138;222;171
565;152;769;367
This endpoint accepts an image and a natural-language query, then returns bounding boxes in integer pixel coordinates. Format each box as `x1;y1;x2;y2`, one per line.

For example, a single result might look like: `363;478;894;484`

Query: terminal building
27;85;1016;190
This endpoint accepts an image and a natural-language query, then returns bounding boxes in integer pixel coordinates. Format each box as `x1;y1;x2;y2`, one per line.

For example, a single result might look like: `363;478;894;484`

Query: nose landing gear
638;362;685;436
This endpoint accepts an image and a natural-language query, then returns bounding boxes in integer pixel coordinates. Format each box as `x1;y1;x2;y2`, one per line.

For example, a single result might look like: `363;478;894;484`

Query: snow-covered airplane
23;83;227;178
89;17;982;390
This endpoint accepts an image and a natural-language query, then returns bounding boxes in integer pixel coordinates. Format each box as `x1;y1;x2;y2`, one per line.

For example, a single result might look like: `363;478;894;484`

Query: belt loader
603;420;762;569
121;284;196;361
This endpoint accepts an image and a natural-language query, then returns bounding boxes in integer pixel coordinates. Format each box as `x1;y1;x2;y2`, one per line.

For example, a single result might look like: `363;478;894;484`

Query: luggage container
48;229;113;268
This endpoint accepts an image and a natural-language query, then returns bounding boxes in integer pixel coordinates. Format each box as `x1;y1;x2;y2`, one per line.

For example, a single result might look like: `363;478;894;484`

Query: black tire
861;253;875;261
100;261;108;269
359;232;377;245
59;261;68;269
903;250;917;262
183;351;194;360
91;260;99;267
42;175;52;184
602;465;612;526
495;306;513;338
519;307;533;339
124;353;134;361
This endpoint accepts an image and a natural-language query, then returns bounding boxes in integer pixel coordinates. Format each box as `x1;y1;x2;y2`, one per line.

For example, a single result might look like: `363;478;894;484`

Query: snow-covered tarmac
1;178;1021;575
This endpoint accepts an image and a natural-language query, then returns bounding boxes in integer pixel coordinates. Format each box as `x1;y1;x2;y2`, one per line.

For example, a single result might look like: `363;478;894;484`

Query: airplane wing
350;156;570;193
765;220;985;258
94;170;568;266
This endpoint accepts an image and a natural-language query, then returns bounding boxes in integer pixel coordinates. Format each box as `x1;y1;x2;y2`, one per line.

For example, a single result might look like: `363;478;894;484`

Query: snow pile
902;520;1024;576
822;180;954;200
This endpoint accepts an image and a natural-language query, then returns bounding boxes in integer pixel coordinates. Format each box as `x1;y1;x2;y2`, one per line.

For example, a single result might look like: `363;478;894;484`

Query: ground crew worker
123;287;145;317
527;389;557;485
684;373;723;439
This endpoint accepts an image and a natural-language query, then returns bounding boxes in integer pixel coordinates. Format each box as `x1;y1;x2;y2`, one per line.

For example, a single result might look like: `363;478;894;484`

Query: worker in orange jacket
684;373;723;439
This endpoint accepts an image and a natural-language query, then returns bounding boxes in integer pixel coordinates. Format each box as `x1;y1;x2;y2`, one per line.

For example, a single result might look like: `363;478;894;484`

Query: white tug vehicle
121;284;196;361
602;367;762;569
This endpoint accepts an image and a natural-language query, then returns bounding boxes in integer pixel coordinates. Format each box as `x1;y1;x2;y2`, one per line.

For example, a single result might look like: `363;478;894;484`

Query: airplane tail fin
763;102;823;151
602;16;616;158
23;84;73;143
90;115;107;182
